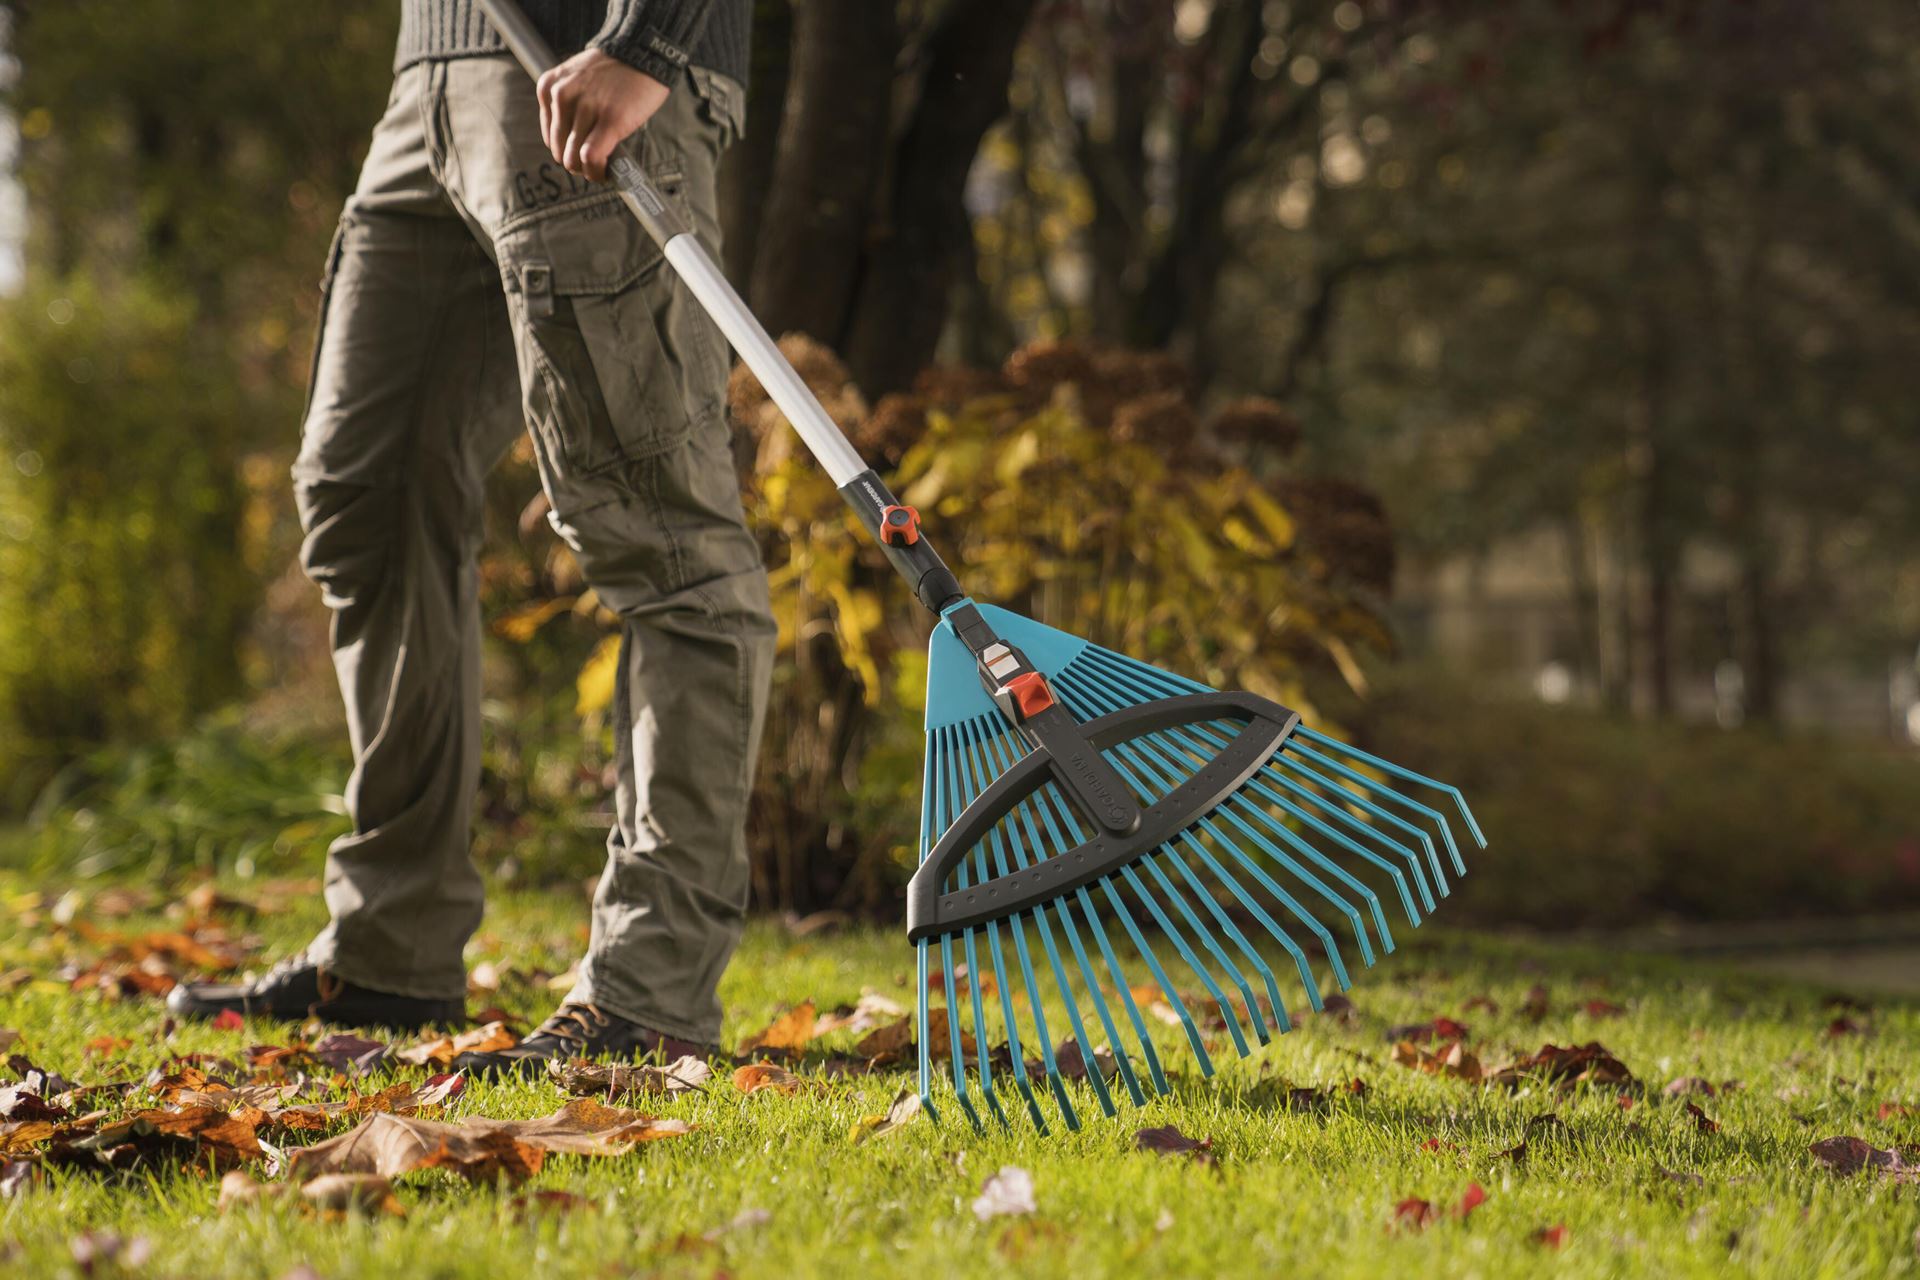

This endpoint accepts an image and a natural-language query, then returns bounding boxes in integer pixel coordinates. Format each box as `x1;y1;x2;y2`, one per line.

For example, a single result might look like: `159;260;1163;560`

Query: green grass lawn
1;874;1916;1279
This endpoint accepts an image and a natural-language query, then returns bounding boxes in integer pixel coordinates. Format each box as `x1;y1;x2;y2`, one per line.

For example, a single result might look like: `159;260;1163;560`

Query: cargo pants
293;56;773;1046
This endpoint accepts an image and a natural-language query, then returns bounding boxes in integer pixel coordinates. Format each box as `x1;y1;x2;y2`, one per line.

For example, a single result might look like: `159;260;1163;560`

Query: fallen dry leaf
218;1170;291;1211
1826;1017;1868;1039
972;1165;1037;1220
286;1099;692;1184
1386;1017;1471;1045
1;1159;39;1197
1488;1042;1634;1091
0;1029;18;1053
1531;1223;1570;1249
1053;1038;1117;1084
1392;1038;1483;1082
302;1172;405;1217
849;1087;922;1144
512;1188;598;1219
811;992;905;1039
739;1002;816;1054
1684;1102;1720;1134
551;1055;709;1099
1456;1182;1488;1219
1391;1198;1437;1232
1135;1125;1212;1159
1810;1136;1916;1179
732;1063;806;1096
852;1015;915;1065
1581;999;1626;1019
1521;985;1550;1022
396;1020;516;1068
309;1034;388;1072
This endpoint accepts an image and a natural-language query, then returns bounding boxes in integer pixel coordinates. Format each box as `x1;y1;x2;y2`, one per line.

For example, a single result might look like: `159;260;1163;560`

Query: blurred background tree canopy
2;0;1916;926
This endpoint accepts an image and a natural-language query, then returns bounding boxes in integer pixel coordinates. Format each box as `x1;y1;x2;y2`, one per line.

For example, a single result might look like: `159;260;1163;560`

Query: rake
480;0;1486;1134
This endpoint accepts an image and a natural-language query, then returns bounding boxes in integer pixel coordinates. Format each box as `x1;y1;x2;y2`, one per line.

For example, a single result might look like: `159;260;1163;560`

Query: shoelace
532;1002;612;1045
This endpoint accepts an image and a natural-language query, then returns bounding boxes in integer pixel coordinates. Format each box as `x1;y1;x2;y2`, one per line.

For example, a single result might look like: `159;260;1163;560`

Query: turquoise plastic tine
938;934;981;1129
915;732;941;1120
1284;740;1467;876
1184;815;1341;1004
1015;767;1172;1096
1047;684;1275;1043
1213;802;1382;959
957;732;1046;1131
1296;725;1488;850
931;727;981;1129
980;736;1156;1104
1130;714;1428;923
947;730;1010;1127
1014;694;1223;1075
1030;785;1157;1102
914;938;935;1122
999;791;1122;1118
1266;752;1449;892
1094;713;1377;968
1131;854;1256;1055
1241;761;1435;914
955;722;1078;1130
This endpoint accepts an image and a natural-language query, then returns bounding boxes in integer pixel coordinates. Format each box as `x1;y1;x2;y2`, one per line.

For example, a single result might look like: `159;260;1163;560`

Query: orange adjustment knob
1002;671;1056;719
879;504;921;546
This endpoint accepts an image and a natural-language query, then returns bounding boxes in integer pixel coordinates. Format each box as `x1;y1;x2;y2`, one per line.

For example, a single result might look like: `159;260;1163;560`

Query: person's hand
537;48;670;183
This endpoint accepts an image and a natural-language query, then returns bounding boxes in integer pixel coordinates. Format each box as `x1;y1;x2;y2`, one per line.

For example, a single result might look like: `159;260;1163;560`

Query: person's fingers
562;105;598;176
580;124;620;183
536;68;561;159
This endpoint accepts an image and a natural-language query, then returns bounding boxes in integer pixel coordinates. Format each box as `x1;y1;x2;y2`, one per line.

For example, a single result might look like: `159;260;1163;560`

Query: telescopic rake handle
476;0;963;615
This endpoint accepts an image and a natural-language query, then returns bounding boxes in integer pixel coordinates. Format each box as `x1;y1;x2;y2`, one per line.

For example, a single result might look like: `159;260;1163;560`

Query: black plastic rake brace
905;691;1303;942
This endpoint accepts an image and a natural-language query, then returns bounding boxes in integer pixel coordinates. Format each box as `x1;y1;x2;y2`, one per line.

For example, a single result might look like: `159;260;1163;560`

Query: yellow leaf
1244;488;1297;550
574;634;620;718
994;429;1041;486
491;595;576;644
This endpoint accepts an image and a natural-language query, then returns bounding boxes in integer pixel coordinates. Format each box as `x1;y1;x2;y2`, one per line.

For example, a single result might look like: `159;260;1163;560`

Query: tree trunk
719;0;793;291
748;0;900;343
841;0;1037;396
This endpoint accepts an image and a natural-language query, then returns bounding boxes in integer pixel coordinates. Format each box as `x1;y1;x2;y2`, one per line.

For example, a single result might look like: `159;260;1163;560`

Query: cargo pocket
499;174;722;475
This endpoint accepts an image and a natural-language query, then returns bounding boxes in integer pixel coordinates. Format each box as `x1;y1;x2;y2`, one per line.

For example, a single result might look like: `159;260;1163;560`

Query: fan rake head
908;603;1485;1133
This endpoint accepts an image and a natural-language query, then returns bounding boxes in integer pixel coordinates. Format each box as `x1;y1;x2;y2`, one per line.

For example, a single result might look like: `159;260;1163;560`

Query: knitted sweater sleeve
592;0;714;85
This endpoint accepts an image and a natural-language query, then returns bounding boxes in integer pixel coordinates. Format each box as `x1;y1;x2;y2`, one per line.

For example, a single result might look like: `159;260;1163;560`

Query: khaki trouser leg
295;69;522;1000
300;56;772;1041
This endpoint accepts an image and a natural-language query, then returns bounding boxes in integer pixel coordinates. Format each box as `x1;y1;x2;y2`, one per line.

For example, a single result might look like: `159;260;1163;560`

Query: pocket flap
499;194;666;295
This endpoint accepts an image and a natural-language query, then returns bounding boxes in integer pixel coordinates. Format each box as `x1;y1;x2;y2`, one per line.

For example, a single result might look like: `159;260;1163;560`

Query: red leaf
1456;1182;1488;1219
1684;1102;1720;1134
1825;1017;1866;1038
1581;999;1625;1018
1531;1223;1570;1249
1391;1198;1437;1232
211;1010;245;1031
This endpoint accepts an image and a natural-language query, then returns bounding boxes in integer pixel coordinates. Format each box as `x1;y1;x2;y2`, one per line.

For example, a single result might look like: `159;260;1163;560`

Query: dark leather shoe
165;954;464;1032
452;1001;709;1079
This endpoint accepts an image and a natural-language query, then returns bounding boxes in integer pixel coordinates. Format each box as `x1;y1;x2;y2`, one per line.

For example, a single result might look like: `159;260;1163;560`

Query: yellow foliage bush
718;336;1398;912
